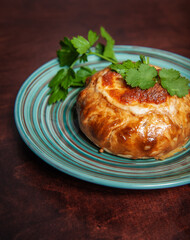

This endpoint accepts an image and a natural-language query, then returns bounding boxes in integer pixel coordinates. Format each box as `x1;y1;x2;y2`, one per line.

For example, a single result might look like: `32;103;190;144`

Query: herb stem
70;59;79;68
70;51;118;69
87;51;118;64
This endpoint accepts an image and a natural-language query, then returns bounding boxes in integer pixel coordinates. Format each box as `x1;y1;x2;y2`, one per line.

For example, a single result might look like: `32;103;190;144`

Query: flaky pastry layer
76;68;190;159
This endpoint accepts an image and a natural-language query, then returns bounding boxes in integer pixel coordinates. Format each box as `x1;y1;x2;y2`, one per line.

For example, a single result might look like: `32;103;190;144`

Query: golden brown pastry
76;67;190;159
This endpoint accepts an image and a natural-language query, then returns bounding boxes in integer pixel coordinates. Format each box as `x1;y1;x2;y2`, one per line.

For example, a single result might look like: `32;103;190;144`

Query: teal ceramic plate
14;46;190;189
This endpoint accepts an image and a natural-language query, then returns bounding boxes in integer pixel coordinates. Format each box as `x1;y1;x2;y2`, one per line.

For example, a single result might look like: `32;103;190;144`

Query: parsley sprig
48;27;117;104
110;60;189;95
159;68;189;97
48;27;189;104
110;58;158;90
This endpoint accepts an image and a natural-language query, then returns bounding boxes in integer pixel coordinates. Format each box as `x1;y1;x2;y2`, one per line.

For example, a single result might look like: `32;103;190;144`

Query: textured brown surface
0;0;190;239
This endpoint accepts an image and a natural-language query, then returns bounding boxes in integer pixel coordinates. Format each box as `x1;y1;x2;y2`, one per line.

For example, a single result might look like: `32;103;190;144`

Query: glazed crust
76;67;190;159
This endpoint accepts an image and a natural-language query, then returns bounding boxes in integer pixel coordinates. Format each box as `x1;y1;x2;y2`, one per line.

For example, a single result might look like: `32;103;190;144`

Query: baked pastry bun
76;67;190;159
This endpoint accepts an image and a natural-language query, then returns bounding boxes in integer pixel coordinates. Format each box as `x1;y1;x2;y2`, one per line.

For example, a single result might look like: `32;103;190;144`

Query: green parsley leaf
48;69;70;104
48;88;68;105
123;60;142;70
48;69;67;88
57;37;79;67
161;77;189;97
110;60;132;77
88;30;99;46
95;42;104;55
61;68;75;89
159;68;180;81
71;36;90;54
100;26;116;61
110;60;141;78
72;66;96;85
159;68;189;97
125;68;140;87
48;66;97;104
110;63;128;77
126;64;157;89
137;64;157;89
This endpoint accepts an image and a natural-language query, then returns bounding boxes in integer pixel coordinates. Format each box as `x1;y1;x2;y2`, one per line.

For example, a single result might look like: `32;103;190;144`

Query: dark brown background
1;0;190;239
